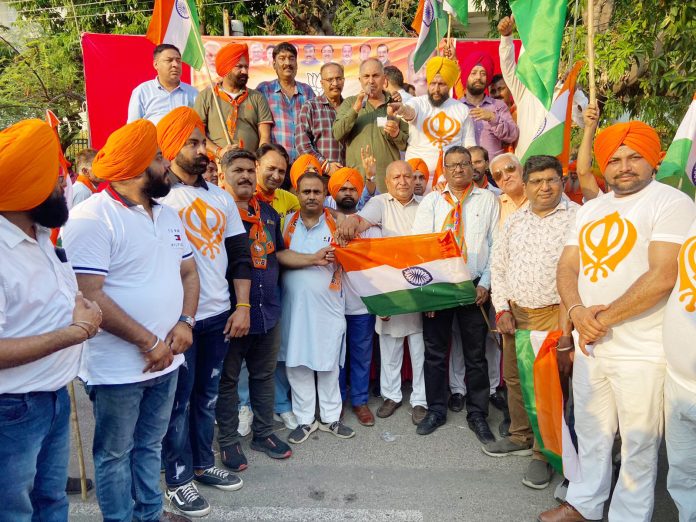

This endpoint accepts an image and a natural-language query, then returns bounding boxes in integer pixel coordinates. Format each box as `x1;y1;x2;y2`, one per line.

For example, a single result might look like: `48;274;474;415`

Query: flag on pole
333;231;477;316
443;0;468;26
146;0;204;70
521;61;584;171
656;92;696;199
510;0;567;110
412;0;448;72
515;329;580;481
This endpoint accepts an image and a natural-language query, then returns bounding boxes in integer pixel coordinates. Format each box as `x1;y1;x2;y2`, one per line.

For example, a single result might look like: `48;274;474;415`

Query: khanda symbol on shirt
677;235;696;312
579;211;637;282
180;198;227;260
423;111;461;148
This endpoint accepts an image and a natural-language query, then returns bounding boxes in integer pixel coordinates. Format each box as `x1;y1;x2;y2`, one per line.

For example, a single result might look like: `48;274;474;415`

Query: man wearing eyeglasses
490;153;528;228
411;146;499;441
487;155;578;491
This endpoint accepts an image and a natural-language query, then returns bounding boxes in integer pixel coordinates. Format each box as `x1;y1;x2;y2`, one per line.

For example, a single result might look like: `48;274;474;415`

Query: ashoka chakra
402;266;433;287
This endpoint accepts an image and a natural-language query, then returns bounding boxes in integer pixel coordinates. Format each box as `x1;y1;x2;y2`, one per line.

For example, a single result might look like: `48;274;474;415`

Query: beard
232;74;249;89
467;83;486;96
175;151;208;177
29;190;69;228
336;197;357;212
472;169;485;182
428;92;449;107
144;166;171;198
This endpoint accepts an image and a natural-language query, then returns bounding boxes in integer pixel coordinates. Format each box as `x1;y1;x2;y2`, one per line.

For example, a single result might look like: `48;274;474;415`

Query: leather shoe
467;415;495;444
352;404;375;426
448;393;465;412
489;390;507;411
537;502;600;522
499;417;511;437
416;411;445;435
376;399;401;418
411;405;427;425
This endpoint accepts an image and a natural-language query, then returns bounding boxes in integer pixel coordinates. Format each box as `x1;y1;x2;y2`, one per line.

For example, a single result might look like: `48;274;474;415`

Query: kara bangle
556;345;575;352
142;337;160;354
566;303;585;320
70;322;93;340
236;303;251;308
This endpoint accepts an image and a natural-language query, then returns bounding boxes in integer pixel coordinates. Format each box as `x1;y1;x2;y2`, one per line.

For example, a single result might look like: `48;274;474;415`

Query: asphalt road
67;382;678;522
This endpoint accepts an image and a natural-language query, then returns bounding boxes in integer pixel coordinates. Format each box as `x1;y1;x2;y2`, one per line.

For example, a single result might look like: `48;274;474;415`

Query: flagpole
435;16;441;56
587;0;596;105
182;0;232;146
447;13;452;42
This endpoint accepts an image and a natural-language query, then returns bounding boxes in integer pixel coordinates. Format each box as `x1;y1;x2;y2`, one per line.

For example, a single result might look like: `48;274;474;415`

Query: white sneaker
237;405;253;437
274;411;299;430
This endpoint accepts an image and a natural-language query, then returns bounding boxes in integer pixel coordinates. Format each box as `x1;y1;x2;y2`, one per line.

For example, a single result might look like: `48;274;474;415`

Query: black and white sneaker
319;420;355;439
194;466;243;491
287;420;319;444
165;481;210;518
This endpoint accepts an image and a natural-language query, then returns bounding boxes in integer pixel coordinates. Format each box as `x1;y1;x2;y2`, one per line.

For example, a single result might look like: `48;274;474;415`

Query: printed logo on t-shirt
179;197;227;260
579;211;637;282
677;235;696;312
168;227;185;249
422;111;461;148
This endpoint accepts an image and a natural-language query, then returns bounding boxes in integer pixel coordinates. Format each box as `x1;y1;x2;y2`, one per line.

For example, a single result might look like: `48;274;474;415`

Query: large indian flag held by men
656;92;696;199
146;0;204;70
334;231;476;316
516;330;580;481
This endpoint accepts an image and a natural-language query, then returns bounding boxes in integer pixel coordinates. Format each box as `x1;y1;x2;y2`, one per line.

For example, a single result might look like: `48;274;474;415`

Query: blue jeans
340;314;376;406
163;311;229;487
89;371;178;522
0;388;70;522
274;362;292;414
238;361;250;408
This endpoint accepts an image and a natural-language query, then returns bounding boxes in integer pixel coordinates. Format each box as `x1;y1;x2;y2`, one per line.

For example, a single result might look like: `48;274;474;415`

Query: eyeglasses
526;177;562;187
444;161;472;171
321;77;345;84
492;163;518;180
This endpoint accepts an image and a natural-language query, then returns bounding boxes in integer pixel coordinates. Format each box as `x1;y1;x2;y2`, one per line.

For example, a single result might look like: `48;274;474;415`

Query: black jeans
423;303;489;420
216;323;280;447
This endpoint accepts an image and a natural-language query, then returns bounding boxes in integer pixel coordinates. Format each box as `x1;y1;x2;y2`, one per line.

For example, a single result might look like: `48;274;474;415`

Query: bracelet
235;303;251;308
70;322;93;340
556;345;575;352
72;320;97;336
566;303;585;320
141;337;160;354
495;310;510;323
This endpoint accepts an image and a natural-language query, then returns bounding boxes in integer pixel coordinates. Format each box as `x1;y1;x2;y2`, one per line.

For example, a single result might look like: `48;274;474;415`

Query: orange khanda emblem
579;211;637;282
422;111;461;147
677;236;696;312
180;198;227;260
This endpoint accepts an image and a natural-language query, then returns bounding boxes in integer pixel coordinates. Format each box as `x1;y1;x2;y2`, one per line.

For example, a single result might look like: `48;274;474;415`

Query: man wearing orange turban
0;119;102;522
157;108;253;513
93;119;159;183
289;153;322;190
327;167;364;204
407;157;429;196
594;121;662;175
215;43;249;78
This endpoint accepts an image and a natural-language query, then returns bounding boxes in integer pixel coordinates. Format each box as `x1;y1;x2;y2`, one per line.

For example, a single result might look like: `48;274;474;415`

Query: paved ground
67;382;678;521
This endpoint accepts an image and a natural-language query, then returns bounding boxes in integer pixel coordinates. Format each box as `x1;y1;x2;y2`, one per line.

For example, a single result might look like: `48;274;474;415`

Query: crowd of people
1;15;694;522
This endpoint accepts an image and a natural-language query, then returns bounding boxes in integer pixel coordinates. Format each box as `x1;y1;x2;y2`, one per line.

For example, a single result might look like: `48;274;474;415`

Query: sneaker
165;482;210;518
287;420;319;444
250;433;292;459
194;466;243;492
318;420;355;439
522;459;553;490
220;441;248;472
237;405;253;437
274;411;299;430
481;437;533;457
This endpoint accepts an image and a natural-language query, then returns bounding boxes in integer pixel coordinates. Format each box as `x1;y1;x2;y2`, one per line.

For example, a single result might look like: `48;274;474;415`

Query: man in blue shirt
127;44;199;125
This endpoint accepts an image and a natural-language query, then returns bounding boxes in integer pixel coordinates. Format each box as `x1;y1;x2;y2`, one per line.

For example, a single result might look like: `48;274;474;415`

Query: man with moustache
257;42;315;162
156;108;250;517
469;146;501;195
407;158;429;196
63;119;199;522
195;42;273;159
341;44;354;66
0;119;102;522
491;153;528;228
490;74;516;122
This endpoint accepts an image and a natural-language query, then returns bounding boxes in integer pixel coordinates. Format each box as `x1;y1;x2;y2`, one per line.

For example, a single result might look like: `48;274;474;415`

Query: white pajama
379;332;426;408
566;352;665;521
449;319;501;396
286;365;342;426
665;371;696;522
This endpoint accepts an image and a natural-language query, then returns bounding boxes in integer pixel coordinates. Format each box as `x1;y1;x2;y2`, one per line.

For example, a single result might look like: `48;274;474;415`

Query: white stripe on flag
163;2;192;53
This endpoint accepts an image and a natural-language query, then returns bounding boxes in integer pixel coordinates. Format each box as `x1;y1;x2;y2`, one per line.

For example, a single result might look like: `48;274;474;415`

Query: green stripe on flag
413;0;448;72
656;139;695;198
182;0;204;70
443;0;468;25
361;281;476;317
521;121;564;163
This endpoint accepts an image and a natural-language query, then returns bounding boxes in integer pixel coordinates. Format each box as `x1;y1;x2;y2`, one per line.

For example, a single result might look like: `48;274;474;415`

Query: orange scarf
433;148;444;187
255;185;275;204
76;174;98;193
239;197;275;270
283;209;341;291
214;84;249;146
441;183;474;262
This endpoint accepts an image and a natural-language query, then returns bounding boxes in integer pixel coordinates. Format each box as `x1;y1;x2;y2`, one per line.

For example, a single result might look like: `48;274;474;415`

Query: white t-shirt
404;96;476;190
159;179;245;320
663;218;696;393
567;181;696;360
0;217;82;393
71;181;94;207
63;190;193;385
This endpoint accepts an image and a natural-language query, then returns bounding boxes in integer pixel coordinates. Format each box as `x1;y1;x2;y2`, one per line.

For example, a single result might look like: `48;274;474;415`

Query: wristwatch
179;314;195;329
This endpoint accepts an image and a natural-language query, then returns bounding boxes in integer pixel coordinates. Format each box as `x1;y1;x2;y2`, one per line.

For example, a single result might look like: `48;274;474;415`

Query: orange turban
594;121;661;173
0;119;59;212
215;43;249;77
93;119;158;182
407;158;430;183
328;167;364;200
156;107;205;161
290;154;322;189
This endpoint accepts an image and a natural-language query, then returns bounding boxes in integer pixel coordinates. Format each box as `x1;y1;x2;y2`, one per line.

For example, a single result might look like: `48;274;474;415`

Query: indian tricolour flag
516;330;580;481
334;231;476;317
656;92;696;199
412;0;448;72
146;0;204;70
521;61;584;170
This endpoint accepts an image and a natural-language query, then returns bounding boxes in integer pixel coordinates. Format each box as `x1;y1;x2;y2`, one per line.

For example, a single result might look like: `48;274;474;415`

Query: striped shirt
296;95;345;169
